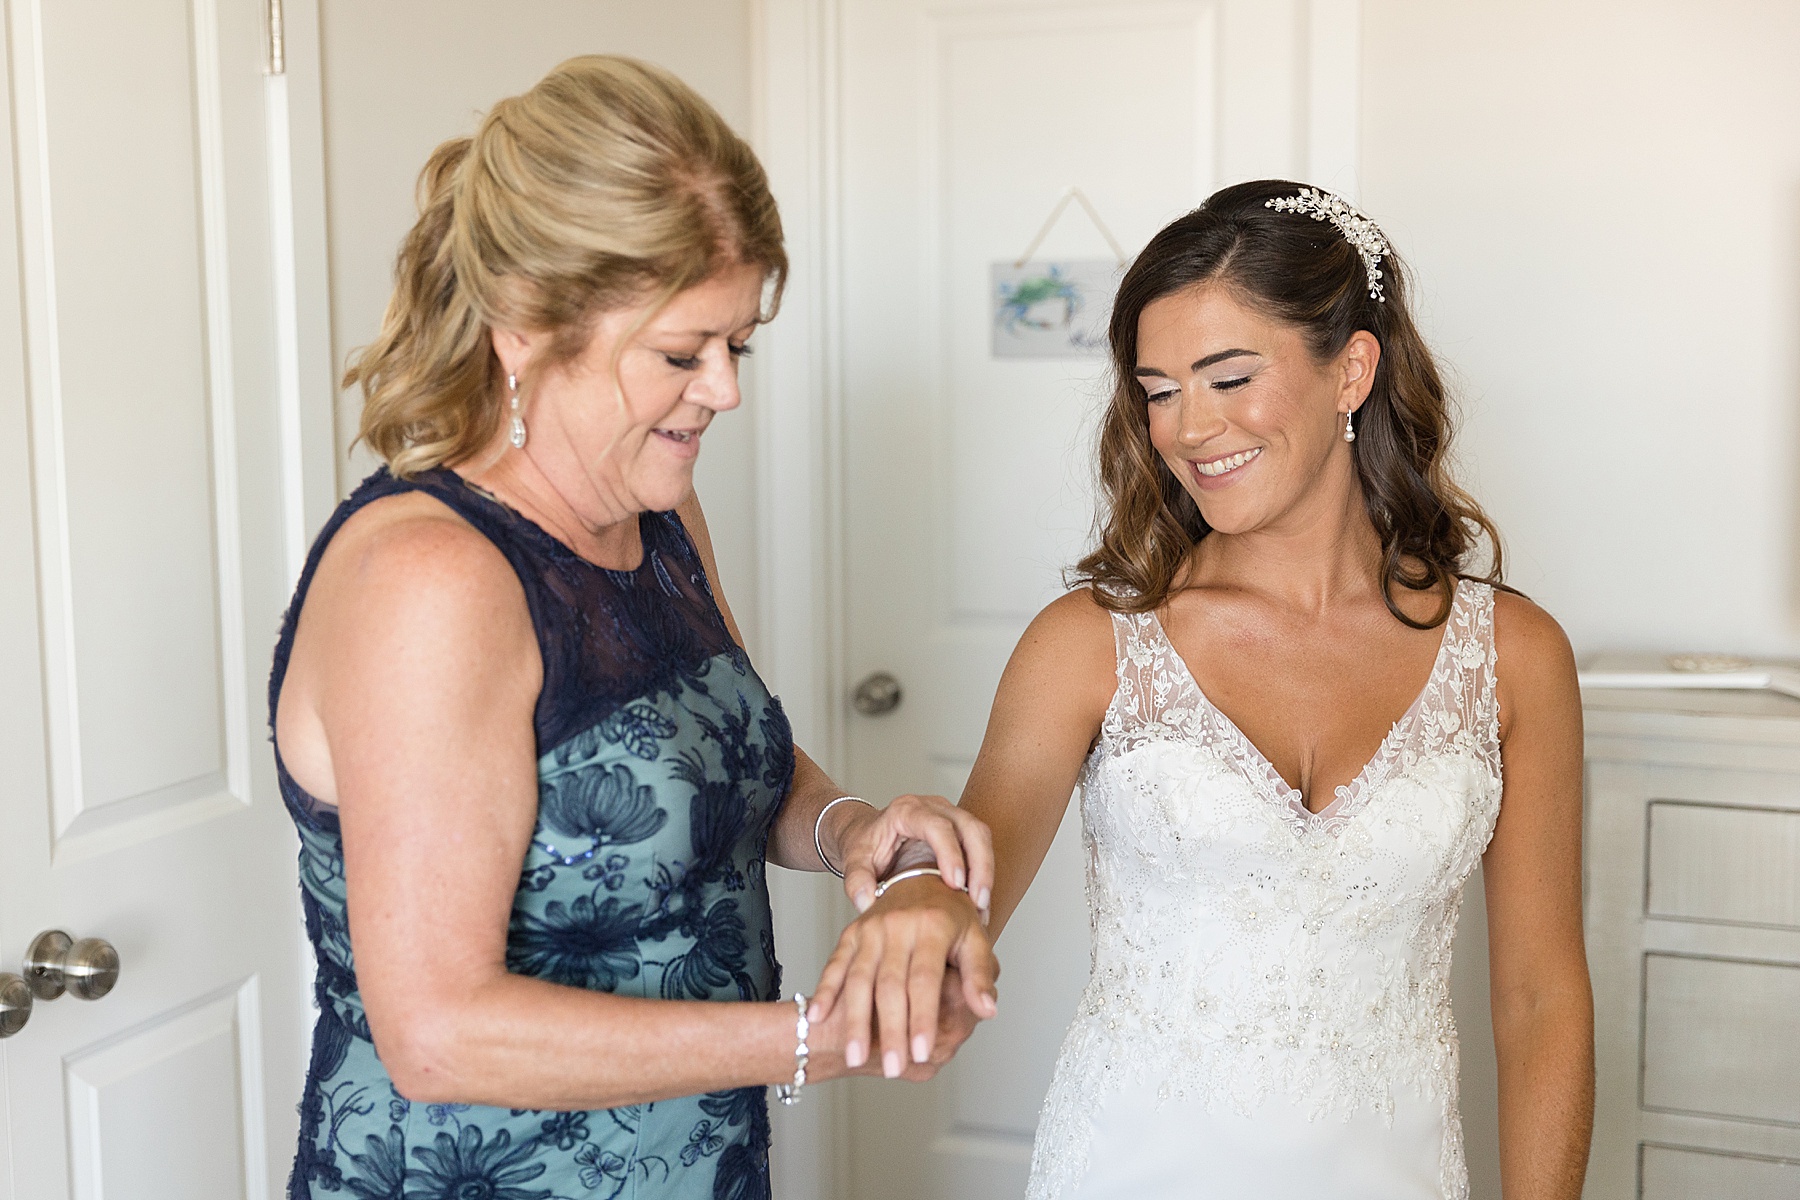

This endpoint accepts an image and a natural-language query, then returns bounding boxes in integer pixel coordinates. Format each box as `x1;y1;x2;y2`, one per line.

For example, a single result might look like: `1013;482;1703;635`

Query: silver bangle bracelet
873;865;945;899
773;991;810;1106
813;795;870;878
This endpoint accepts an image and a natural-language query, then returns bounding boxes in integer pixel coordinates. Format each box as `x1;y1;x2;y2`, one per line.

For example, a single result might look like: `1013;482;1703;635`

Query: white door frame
748;2;853;1195
747;3;1363;1195
267;0;339;564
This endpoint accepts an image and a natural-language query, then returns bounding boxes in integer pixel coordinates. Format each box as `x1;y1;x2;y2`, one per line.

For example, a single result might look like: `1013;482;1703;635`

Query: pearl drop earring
1344;409;1356;444
508;372;527;449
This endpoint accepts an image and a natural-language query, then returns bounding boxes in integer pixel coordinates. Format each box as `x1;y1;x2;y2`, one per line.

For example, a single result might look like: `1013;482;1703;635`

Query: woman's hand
804;965;986;1085
807;876;999;1078
823;793;996;916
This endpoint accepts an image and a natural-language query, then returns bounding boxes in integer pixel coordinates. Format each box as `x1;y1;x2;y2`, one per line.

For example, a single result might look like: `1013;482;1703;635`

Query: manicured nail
854;888;873;912
952;866;966;889
984;992;998;1016
883;1050;902;1078
846;1040;866;1068
976;886;990;910
912;1034;930;1063
807;1002;822;1023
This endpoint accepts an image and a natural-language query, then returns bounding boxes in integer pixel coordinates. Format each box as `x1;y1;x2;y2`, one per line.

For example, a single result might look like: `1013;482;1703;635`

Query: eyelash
1146;376;1251;404
663;344;754;372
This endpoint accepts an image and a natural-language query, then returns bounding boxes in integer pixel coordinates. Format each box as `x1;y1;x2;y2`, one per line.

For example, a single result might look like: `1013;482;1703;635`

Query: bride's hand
806;965;986;1084
807;875;999;1078
824;793;995;916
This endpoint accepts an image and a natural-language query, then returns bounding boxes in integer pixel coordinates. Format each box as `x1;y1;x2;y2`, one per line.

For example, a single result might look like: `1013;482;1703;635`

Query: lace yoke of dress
1026;581;1503;1200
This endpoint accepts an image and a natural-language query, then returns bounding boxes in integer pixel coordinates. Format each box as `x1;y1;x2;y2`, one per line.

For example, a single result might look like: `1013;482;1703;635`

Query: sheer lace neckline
453;469;651;577
1142;579;1468;824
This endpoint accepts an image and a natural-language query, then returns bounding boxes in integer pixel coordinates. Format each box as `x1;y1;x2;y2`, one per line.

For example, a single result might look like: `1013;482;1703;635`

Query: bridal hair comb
1264;187;1390;303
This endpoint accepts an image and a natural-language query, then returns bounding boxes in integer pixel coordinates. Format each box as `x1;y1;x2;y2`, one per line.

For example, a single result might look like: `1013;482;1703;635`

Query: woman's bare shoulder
320;489;518;593
1489;587;1579;728
303;489;533;657
1002;587;1120;713
1027;586;1118;649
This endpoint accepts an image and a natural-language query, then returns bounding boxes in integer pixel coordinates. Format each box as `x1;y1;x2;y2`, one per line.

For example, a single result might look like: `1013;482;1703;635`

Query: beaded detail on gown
1027;581;1501;1200
270;467;794;1200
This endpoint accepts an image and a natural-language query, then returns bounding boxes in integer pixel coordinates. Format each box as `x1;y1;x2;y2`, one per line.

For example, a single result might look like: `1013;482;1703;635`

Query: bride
956;182;1592;1198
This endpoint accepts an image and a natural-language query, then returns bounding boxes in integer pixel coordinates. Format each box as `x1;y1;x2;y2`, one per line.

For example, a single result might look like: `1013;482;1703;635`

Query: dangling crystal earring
1344;409;1356;444
507;372;527;449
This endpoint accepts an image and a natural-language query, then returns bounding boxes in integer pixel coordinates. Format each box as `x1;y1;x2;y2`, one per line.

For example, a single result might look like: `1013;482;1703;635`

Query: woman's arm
673;493;995;910
958;589;1116;937
673;491;997;1073
806;590;1111;1075
296;498;879;1109
1484;593;1595;1199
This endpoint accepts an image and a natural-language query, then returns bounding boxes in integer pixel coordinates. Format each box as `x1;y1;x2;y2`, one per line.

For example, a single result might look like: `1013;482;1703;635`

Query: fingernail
953;867;966;889
977;887;990;910
807;1002;822;1023
985;992;998;1015
979;907;991;928
854;889;873;912
883;1050;902;1078
912;1034;930;1063
846;1040;865;1068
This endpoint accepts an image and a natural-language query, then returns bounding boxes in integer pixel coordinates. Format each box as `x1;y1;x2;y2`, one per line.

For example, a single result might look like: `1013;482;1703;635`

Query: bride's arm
675;493;996;908
804;588;1113;1074
1484;593;1595;1199
953;589;1117;939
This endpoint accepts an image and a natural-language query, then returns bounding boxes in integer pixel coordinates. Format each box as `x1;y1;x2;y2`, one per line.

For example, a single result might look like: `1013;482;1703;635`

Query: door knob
852;671;903;716
24;930;120;1001
0;974;30;1038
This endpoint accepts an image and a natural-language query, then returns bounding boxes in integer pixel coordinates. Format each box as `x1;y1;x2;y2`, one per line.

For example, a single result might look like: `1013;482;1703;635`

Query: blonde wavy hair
347;55;787;478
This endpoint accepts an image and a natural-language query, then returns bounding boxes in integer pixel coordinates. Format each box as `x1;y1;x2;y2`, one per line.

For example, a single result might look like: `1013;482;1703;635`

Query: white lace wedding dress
1028;580;1501;1200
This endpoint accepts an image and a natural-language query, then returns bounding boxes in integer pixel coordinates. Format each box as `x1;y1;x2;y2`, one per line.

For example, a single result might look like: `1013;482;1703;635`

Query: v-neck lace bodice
1027;581;1503;1200
1142;581;1468;826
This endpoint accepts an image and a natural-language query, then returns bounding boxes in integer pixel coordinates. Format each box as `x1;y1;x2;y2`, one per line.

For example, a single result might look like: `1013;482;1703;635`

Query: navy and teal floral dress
269;467;794;1200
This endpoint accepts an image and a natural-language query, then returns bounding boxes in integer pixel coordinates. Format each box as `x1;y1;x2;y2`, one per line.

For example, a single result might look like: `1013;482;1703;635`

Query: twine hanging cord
1013;186;1128;267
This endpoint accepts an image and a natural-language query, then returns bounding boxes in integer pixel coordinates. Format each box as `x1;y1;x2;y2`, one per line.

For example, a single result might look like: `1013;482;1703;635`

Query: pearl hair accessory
1264;187;1391;303
507;372;527;449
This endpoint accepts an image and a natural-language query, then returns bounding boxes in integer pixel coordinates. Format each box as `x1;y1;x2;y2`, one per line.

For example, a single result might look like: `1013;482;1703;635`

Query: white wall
1361;6;1800;1195
1361;0;1800;660
317;0;763;644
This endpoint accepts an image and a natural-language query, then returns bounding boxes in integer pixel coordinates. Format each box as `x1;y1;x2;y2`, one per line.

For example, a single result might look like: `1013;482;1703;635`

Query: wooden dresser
1583;687;1800;1198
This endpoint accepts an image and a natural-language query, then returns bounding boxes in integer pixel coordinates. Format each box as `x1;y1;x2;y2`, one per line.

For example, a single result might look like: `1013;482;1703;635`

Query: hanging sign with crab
990;187;1129;360
990;259;1121;358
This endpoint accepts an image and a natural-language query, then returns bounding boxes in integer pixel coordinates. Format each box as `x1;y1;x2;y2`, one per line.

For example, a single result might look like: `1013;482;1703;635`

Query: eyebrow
658;326;759;341
1132;348;1261;378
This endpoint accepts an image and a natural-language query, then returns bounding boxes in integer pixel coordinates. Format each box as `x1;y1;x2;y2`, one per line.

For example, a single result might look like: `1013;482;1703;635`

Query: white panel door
0;0;328;1196
832;2;1340;1196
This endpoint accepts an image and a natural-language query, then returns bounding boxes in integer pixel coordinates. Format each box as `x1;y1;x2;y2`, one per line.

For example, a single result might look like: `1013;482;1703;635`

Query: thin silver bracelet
873;865;945;899
773;991;810;1106
812;795;870;878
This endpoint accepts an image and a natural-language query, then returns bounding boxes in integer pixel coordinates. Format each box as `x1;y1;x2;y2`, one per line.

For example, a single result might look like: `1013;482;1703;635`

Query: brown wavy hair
346;55;786;478
1072;180;1504;629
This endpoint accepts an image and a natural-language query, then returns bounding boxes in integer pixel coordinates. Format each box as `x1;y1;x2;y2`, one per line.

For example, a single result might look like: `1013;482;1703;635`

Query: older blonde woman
270;56;995;1199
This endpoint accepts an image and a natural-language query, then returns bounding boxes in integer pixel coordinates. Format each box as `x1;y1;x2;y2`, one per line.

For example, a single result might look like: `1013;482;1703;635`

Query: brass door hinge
266;0;286;75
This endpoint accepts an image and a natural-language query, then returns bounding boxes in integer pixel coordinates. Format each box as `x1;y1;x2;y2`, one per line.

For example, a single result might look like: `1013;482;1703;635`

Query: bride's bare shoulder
1489;586;1580;734
1005;587;1120;702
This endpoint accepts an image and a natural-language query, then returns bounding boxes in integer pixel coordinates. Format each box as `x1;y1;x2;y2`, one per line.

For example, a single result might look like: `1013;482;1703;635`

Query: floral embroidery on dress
1027;581;1501;1200
274;468;794;1200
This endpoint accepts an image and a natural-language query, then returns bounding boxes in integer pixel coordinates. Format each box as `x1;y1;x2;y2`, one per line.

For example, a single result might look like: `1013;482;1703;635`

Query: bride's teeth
1196;447;1259;476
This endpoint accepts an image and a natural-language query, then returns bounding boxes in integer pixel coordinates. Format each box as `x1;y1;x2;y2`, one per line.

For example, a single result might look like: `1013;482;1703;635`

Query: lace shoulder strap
1433;580;1502;775
1098;609;1202;747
